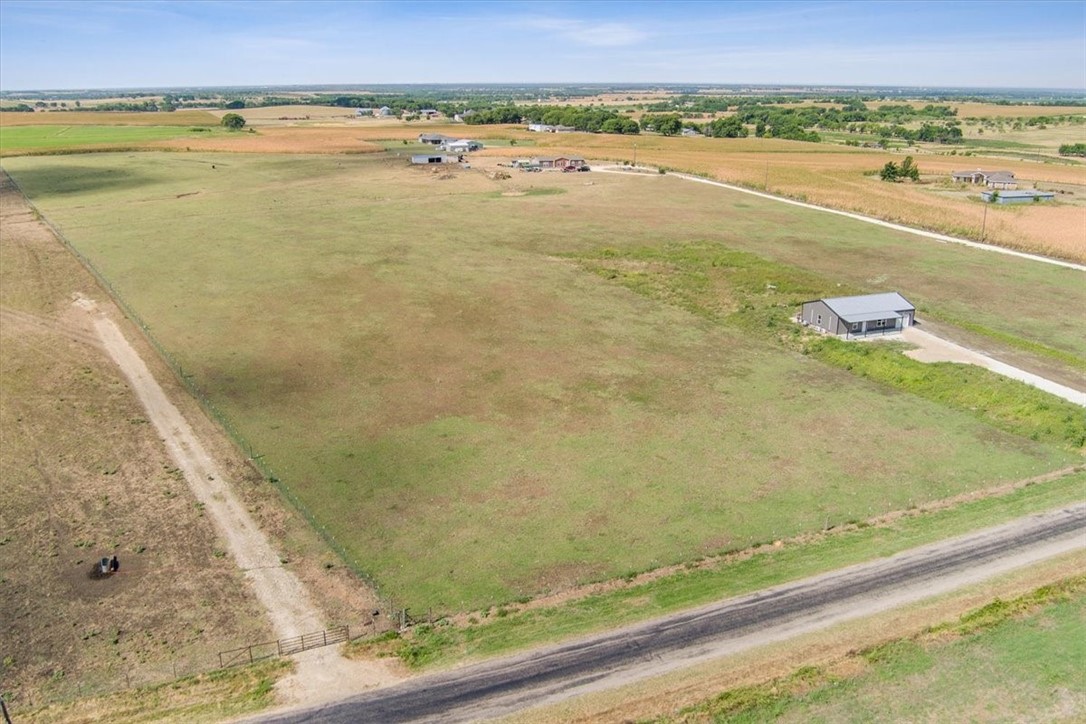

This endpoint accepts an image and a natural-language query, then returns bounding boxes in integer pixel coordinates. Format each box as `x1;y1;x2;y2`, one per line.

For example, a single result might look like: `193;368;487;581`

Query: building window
851;322;860;331
816;314;822;325
874;319;886;328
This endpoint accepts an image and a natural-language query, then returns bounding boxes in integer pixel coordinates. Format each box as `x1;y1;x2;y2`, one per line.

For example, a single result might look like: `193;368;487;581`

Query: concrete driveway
902;326;1086;407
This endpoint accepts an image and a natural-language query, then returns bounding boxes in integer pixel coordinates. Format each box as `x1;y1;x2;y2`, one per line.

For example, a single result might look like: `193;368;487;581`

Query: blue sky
1;0;1084;91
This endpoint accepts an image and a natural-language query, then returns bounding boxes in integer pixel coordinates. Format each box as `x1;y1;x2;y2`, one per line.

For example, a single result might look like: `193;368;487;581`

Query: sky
1;0;1084;91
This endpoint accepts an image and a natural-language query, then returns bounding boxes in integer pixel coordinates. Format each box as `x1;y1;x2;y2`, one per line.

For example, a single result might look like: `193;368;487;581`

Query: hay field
4;152;1079;613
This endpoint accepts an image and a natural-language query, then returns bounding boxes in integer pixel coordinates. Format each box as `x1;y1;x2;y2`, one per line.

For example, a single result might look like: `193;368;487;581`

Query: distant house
355;108;374;117
442;139;483;153
681;128;703;137
534;157;557;168
951;169;1018;190
552;156;586;169
410;154;454;165
418;109;441;119
800;292;916;337
418;133;449;145
528;123;556;133
982;189;1055;205
377;106;393;116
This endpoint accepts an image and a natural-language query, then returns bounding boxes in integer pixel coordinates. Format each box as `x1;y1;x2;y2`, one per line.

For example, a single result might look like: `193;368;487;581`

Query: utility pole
764;160;769;191
633;143;637;168
981;202;988;240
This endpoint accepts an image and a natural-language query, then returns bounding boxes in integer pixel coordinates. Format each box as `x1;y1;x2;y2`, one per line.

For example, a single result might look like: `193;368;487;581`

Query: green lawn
2;152;1081;612
0;125;222;154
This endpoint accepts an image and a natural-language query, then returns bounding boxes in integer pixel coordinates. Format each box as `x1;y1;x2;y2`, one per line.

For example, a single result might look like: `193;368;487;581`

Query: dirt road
593;166;1086;272
74;294;399;705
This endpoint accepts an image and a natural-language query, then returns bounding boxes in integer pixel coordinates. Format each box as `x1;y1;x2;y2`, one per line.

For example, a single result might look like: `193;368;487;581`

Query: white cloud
511;16;649;47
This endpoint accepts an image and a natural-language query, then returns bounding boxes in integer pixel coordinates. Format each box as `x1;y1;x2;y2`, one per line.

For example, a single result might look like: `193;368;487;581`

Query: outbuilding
800;292;915;338
410;154;453;165
981;189;1055;205
418;133;449;145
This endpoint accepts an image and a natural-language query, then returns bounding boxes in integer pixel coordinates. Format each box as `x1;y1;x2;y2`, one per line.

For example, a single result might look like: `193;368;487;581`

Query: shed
981;189;1055;205
800;292;915;337
410;154;453;165
442;139;483;153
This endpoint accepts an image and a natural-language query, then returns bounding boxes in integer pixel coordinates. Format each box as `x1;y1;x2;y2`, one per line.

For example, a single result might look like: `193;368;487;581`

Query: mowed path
71;293;399;704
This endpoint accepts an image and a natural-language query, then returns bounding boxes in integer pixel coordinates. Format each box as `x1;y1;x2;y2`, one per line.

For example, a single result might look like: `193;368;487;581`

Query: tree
221;113;246;130
880;161;900;182
898;155;920;182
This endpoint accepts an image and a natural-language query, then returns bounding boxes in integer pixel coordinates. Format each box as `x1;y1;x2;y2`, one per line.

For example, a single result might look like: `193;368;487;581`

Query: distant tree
221;113;246;130
224;99;245;110
879;161;900;182
898;155;920;181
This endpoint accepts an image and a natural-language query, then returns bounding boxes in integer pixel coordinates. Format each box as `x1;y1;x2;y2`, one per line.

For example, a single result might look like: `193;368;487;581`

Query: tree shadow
5;163;155;199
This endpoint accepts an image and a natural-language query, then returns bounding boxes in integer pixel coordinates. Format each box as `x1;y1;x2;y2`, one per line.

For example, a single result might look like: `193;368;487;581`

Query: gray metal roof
983;190;1053;199
820;292;914;322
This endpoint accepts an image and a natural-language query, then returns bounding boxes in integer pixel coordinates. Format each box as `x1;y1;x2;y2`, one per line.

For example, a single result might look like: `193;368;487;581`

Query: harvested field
149;126;384;154
3;151;1078;614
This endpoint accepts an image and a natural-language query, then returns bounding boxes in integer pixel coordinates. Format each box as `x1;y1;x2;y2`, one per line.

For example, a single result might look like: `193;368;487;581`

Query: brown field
149;126;384;154
210;105;358;122
0;172;379;710
0;110;220;127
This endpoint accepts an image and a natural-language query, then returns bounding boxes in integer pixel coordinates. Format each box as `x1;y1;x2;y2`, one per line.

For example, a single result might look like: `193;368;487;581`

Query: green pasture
2;152;1082;611
662;576;1086;723
0;125;222;154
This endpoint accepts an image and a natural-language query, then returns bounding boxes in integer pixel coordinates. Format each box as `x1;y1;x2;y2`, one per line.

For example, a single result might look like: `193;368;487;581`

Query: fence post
322;630;327;647
249;646;254;665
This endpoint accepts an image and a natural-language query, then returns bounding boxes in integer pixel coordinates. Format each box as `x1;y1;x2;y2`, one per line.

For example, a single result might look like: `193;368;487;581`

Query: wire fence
3;173;450;713
4;171;388;602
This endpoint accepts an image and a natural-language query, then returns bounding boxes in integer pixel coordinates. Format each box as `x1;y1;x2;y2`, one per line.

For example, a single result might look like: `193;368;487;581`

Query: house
681;128;703;137
981;189;1055;205
418;133;449;145
355;108;374;117
551;156;587;169
377;106;393;116
442;139;483;153
534;157;557;168
951;169;1018;190
528;123;556;133
418;109;441;119
410;154;454;165
800;292;916;337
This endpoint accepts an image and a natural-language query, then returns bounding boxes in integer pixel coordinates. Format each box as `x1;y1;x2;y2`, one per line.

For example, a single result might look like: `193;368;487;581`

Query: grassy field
655;576;1086;723
0;110;219;126
2;152;1081;615
350;470;1086;670
0;125;232;155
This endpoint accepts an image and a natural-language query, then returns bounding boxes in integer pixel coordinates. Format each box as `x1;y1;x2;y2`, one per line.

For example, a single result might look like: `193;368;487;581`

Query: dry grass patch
149;126;384;154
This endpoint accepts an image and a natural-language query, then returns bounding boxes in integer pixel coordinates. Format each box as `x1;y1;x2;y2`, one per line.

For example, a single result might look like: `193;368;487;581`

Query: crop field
2;151;1082;614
